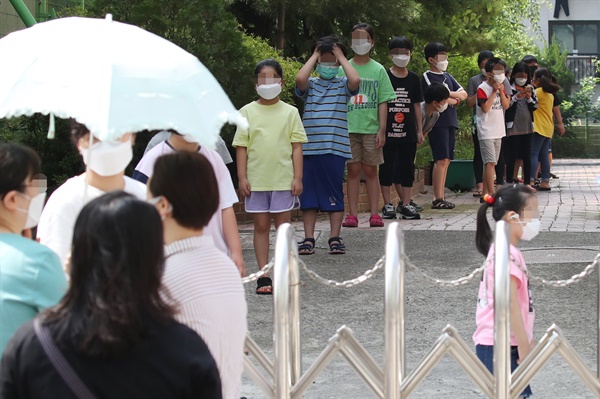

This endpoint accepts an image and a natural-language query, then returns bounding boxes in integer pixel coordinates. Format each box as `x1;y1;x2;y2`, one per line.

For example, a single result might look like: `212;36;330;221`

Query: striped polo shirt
296;76;357;158
163;235;247;399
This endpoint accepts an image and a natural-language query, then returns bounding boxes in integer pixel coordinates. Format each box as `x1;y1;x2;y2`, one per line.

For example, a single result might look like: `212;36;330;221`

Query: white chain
528;253;599;287
402;255;489;287
298;257;385;288
241;261;274;284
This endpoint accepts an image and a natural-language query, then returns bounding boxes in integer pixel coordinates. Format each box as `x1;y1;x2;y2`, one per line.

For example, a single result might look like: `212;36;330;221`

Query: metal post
493;221;511;399
288;232;302;388
273;223;295;399
9;0;37;27
598;253;599;380
384;222;404;398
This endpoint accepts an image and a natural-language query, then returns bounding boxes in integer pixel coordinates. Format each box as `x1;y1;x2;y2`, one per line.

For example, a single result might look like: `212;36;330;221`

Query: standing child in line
474;184;538;399
421;42;468;209
530;68;561;192
233;59;308;295
476;57;510;199
338;23;397;228
295;35;360;255
380;36;424;220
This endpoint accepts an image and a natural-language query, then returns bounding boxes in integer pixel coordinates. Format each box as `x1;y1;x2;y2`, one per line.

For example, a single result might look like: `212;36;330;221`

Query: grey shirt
421;102;440;134
144;131;234;164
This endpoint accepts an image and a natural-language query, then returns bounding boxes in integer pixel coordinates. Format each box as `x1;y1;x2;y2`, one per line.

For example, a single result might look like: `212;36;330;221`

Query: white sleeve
213;155;238;209
37;202;75;267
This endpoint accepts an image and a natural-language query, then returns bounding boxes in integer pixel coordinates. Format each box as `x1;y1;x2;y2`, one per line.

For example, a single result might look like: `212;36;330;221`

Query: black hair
521;55;538;65
424;42;447;61
254;59;283;78
475;185;536;256
312;35;347;57
0;143;41;198
484;57;507;73
149;151;219;230
351;23;375;40
70;119;91;146
388;36;413;51
534;67;561;94
477;50;494;66
45;191;175;357
509;62;531;86
423;83;450;104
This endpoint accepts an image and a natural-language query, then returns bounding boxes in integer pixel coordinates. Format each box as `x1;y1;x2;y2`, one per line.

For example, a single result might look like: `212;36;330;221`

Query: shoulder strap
34;318;97;399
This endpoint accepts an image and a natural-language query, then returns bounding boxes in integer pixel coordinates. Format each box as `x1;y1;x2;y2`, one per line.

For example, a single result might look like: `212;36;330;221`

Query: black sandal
432;199;454;209
256;277;272;295
328;237;346;255
298;238;315;255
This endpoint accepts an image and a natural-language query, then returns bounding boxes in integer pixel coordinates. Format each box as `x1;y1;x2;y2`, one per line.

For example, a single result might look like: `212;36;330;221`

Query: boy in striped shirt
295;35;360;255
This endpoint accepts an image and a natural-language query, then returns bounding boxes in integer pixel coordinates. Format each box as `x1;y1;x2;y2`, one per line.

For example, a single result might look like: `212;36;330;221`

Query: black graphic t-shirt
385;70;423;143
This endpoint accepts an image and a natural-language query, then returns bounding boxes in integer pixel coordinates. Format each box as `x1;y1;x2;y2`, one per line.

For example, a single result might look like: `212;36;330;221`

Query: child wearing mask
476;57;510;199
233;59;308;294
421;83;451;137
421;42;468;209
37;121;146;266
295;35;359;255
380;36;424;220
338;23;396;228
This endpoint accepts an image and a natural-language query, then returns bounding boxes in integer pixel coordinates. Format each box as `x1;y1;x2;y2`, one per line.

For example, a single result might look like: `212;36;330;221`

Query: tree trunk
275;0;285;50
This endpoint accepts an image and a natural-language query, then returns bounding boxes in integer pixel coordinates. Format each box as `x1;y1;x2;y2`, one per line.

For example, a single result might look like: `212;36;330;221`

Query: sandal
369;214;384;227
342;214;358;228
298;238;315;255
256;277;273;295
328;237;346;255
472;190;483;197
431;199;454;209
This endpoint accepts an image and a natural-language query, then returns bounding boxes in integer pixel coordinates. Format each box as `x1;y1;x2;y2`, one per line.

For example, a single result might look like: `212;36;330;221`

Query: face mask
16;192;46;229
148;196;173;221
517;217;540;241
493;73;505;83
79;140;133;177
435;59;448;72
256;83;282;100
392;54;410;67
351;42;372;55
182;134;198;143
481;68;487;76
515;78;528;87
316;63;338;80
435;102;448;113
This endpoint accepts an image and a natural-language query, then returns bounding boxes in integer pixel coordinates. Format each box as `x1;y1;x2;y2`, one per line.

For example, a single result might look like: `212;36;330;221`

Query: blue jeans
476;345;533;398
530;132;550;183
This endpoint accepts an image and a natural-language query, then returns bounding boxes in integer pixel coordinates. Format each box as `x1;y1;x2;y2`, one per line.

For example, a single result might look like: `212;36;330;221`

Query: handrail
493;221;511;399
9;0;37;27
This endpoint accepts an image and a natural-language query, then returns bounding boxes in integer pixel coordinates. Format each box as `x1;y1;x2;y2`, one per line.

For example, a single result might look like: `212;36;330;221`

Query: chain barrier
298;256;385;288
528;253;599;287
402;255;489;287
241;260;274;284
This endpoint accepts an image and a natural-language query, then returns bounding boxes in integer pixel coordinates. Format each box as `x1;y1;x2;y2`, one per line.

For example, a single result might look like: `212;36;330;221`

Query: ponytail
535;68;560;94
475;202;493;256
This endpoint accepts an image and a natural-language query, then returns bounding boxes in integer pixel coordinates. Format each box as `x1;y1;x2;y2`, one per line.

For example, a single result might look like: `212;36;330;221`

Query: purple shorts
245;190;300;213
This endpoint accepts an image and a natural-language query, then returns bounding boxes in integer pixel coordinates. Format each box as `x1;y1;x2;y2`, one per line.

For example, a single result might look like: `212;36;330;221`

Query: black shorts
379;141;417;187
428;126;456;161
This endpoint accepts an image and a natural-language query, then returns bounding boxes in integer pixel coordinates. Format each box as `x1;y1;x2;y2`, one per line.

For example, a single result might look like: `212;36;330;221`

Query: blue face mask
316;63;338;80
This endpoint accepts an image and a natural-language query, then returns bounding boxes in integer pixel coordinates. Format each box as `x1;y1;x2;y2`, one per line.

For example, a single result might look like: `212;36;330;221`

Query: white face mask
518;217;540;241
481;68;487;76
16;192;46;229
493;73;506;83
392;54;410;67
435;59;449;72
79;140;133;177
435;101;448;113
256;83;282;100
515;78;528;87
352;41;372;55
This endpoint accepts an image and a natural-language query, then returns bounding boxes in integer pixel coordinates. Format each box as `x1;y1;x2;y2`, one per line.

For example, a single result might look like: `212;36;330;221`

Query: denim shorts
476;344;532;398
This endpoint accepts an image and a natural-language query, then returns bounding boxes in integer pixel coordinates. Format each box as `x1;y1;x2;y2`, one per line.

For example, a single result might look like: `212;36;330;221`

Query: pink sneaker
369;214;384;227
342;214;358;227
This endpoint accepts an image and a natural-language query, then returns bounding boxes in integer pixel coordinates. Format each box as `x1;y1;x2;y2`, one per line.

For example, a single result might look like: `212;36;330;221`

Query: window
550;21;600;55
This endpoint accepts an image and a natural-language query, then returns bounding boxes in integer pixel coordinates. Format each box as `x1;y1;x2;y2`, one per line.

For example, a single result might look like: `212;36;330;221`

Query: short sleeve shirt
476;81;507;140
133;141;239;255
295;76;357;158
385;70;423;143
421;71;463;128
233;101;308;190
339;59;397;134
534;88;555;138
421;102;440;134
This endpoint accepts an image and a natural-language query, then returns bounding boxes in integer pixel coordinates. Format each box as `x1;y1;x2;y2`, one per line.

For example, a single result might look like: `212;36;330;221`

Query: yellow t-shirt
233;101;307;191
533;88;554;138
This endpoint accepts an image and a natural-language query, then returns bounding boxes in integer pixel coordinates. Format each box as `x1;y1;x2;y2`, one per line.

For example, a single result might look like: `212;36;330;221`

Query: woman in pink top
474;184;539;398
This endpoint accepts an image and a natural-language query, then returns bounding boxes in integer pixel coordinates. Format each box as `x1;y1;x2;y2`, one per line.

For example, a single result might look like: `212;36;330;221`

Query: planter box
446;159;475;190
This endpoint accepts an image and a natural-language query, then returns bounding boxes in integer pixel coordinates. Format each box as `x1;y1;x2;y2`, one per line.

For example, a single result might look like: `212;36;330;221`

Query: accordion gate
243;222;600;398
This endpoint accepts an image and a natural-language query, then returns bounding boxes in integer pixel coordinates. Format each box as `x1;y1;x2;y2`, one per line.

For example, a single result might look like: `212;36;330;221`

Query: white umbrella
0;14;247;147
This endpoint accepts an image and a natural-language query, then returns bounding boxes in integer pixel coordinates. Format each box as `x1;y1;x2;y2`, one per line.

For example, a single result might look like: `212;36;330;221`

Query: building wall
0;0;36;38
537;0;600;48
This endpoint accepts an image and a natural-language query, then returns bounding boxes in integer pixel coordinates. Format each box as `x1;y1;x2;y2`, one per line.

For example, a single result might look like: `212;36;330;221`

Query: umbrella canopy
0;14;247;147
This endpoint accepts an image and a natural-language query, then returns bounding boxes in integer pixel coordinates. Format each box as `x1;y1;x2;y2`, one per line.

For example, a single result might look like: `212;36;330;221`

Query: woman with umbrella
0;191;222;398
37;121;146;267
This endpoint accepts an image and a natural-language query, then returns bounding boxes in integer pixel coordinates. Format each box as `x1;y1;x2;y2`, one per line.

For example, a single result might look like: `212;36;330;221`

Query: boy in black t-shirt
379;36;423;220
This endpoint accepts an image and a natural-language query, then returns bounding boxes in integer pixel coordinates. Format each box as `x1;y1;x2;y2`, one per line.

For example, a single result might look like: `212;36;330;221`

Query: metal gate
243;222;600;398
